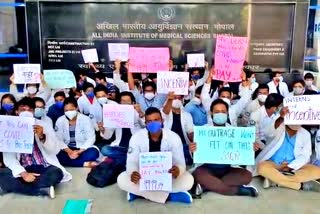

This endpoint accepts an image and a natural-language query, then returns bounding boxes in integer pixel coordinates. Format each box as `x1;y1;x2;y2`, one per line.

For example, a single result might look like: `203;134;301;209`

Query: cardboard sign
129;47;170;73
13;64;41;84
194;126;255;165
157;72;189;95
139;152;172;192
187;53;205;68
103;104;134;128
108;43;129;61
44;69;77;89
81;48;99;63
214;35;248;82
284;95;320;125
0;115;35;154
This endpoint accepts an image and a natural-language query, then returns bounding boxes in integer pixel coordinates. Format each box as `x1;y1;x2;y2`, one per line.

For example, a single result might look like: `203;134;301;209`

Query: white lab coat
113;72;129;92
239;82;258;97
77;95;99;115
9;83;52;102
126;128;186;176
267;81;289;97
88;100;118;130
162;109;194;145
3;119;72;182
55;113;97;150
39;115;53;128
250;121;311;176
245;99;262;114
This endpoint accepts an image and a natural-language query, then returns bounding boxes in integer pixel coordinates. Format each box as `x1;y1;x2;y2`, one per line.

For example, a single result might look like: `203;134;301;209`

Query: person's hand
88;62;94;68
279;162;288;170
10;74;15;84
97;122;105;133
184;64;189;72
131;171;141;184
280;107;289;118
114;59;121;71
134;104;144;117
33;125;44;139
169;60;174;71
167;92;175;101
21;172;40;183
169;165;180;179
253;142;261;152
205;61;209;70
189;142;197;153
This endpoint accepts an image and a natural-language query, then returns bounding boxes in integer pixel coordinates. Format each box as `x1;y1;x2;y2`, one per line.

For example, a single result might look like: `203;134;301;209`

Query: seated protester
239;69;258;98
76;68;96;90
47;91;66;127
45;89;69;112
287;79;305;97
188;61;210;90
267;72;289;97
56;98;99;168
100;91;145;166
94;71;115;91
33;97;53;128
255;107;320;191
162;92;194;165
107;84;120;102
128;72;167;112
117;107;194;204
245;84;269;115
250;93;283;155
304;73;318;92
184;86;208;126
77;82;98;116
189;99;258;197
0;97;71;198
69;87;82;100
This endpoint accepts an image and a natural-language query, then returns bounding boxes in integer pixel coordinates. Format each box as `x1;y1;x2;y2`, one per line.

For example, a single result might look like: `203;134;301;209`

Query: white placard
108;43;129;61
157;71;189;95
81;48;99;63
13;64;41;84
187;53;205;68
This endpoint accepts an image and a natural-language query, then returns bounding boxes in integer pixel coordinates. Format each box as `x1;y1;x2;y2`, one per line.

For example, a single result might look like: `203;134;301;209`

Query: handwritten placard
129;47;170;73
81;48;99;63
13;64;41;84
0;115;35;154
157;72;189;95
284;95;320;125
187;53;205;68
103;104;134;128
139;152;172;192
44;69;77;89
194;126;255;165
108;43;129;61
214;35;248;82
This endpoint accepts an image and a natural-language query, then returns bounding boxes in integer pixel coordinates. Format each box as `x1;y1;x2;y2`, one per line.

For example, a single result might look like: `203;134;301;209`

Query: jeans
101;145;127;166
57;147;99;167
183;144;193;166
0;165;63;196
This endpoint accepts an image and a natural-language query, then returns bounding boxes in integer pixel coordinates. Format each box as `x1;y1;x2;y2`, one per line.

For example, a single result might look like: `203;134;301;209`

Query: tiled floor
1;168;319;214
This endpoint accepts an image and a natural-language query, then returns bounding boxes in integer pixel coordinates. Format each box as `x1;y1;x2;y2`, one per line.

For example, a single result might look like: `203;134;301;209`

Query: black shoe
39;186;55;199
189;183;202;199
237;185;259;197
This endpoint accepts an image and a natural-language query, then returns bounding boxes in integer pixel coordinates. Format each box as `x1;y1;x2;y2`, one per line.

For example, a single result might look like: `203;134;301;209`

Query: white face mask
274;76;283;83
288;125;301;131
191;97;201;105
19;111;34;118
293;87;304;95
144;92;155;100
172;99;183;109
97;97;108;105
27;86;37;95
305;80;313;87
257;94;268;103
221;97;231;106
65;110;78;120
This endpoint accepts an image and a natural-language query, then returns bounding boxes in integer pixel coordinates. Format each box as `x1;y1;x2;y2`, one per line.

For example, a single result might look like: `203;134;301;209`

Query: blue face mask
212;113;228;125
1;103;14;112
191;74;200;81
55;101;64;109
86;92;95;98
146;121;162;134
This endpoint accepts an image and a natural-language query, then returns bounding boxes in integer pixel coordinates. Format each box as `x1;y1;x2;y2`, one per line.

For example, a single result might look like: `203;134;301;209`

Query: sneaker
167;191;193;204
189;183;202;199
237;185;259;197
263;178;278;189
127;192;140;202
39;186;55;199
302;180;320;192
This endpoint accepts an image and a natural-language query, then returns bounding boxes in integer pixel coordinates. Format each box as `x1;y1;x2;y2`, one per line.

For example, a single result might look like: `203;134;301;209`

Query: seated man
33;97;53;128
190;99;258;197
304;73;318;92
55;97;99;168
0;97;71;198
256;107;320;191
47;91;66;127
117;107;194;204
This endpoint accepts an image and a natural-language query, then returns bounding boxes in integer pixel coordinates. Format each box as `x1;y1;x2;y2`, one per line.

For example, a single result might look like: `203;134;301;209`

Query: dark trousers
193;165;252;195
57;147;99;167
101;145;127;166
0;165;63;196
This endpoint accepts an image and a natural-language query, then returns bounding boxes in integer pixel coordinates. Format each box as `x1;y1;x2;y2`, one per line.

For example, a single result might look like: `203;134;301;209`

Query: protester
304;73;318;92
33;97;53;128
288;79;305;97
77;82;98;116
47;91;66;127
267;72;289;97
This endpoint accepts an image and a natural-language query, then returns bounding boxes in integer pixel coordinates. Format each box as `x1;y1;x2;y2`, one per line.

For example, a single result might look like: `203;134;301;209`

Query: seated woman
55;97;99;168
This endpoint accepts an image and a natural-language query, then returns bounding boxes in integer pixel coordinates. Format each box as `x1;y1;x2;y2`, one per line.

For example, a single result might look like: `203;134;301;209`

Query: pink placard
129;47;170;73
214;35;248;82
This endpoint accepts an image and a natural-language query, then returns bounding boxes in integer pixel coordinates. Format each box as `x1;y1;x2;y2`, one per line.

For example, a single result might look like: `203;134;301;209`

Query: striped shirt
20;140;49;167
69;124;76;148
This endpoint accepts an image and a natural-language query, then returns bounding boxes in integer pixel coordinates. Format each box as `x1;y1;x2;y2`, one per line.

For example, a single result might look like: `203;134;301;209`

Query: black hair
54;91;66;99
264;68;273;74
33;97;45;106
270;71;282;79
195;86;203;95
82;82;94;92
218;87;232;97
292;79;305;87
63;97;78;108
210;98;229;112
94;72;106;81
119;91;136;104
1;93;16;105
16;97;35;110
304;90;318;95
145;107;162;118
143;81;156;92
304;73;314;80
243;68;252;80
264;93;283;109
252;84;269;100
94;84;108;95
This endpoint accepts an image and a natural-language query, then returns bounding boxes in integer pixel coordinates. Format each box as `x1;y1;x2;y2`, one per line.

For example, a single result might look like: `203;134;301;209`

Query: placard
13;64;41;84
157;71;189;95
187;53;205;68
103;104;134;128
108;43;129;61
44;69;77;89
81;48;99;63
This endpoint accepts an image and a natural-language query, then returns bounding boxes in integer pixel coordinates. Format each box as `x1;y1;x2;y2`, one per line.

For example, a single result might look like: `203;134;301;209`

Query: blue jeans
101;145;127;166
57;147;99;167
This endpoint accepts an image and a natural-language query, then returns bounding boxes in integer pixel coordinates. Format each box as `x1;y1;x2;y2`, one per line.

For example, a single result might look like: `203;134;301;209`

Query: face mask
274;76;283;82
2;103;14;112
305;80;313;87
146;121;162;134
55;101;64;109
27;86;37;95
250;78;256;84
293;87;304;95
257;94;268;103
172;99;183;109
144;92;155;100
191;74;200;81
19;111;34;118
221;97;231;106
191;97;201;105
288;125;301;131
212;113;228;125
86;92;95;98
97;97;108;105
65;110;78;120
34;108;45;118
